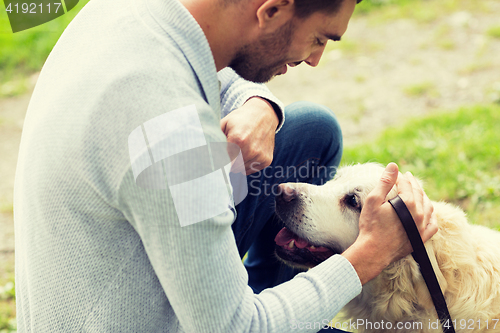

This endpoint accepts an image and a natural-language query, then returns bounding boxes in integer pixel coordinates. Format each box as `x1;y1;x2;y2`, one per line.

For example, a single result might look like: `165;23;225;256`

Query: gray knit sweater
14;0;361;331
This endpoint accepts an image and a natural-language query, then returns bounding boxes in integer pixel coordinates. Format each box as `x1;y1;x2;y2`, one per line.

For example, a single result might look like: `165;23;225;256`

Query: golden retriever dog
274;163;500;333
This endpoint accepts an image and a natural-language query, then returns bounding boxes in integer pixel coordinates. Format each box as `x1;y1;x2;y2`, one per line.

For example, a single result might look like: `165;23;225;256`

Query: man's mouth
277;64;287;75
274;227;338;268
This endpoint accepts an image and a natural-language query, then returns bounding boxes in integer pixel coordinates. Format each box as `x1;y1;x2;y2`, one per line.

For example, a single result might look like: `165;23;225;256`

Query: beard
229;20;295;83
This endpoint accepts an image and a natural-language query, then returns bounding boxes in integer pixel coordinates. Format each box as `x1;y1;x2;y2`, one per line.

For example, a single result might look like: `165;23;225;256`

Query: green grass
341;104;500;230
0;0;90;83
486;25;500;39
0;272;15;332
0;197;14;332
354;0;420;15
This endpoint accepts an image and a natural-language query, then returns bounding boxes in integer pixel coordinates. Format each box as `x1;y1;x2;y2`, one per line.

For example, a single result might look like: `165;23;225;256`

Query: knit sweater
13;0;362;331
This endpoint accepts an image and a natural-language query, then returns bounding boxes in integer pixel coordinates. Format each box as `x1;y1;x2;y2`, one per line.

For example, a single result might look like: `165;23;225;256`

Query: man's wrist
245;96;281;130
341;239;390;285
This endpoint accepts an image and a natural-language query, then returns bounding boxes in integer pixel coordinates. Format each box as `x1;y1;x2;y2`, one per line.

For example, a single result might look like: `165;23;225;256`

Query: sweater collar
142;0;221;114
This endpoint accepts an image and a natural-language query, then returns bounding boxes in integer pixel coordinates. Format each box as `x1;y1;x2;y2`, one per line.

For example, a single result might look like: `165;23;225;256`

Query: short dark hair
294;0;363;19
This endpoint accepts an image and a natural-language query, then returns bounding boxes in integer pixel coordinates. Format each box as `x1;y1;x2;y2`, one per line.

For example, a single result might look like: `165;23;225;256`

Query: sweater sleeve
117;95;361;333
218;67;285;133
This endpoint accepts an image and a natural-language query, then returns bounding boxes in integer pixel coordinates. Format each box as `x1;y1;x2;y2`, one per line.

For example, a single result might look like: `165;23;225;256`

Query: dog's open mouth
274;227;338;268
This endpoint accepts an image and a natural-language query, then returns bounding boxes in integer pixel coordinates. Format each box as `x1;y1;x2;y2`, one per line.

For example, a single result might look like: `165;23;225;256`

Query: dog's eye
344;194;361;211
347;194;358;207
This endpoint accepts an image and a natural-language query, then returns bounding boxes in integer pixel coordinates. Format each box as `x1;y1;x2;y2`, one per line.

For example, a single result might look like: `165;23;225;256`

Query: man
14;0;437;331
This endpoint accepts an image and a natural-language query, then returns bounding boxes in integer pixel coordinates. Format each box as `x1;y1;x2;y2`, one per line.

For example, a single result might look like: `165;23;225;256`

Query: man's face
229;20;295;83
229;0;356;83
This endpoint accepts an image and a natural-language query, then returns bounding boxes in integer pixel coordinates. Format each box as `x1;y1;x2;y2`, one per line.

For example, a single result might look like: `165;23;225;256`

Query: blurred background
1;0;499;330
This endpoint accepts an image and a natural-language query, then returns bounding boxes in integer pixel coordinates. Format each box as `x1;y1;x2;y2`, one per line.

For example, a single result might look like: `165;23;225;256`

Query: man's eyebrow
325;34;342;42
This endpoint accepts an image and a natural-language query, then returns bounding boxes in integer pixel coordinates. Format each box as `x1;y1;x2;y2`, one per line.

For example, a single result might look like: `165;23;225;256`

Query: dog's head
274;163;401;269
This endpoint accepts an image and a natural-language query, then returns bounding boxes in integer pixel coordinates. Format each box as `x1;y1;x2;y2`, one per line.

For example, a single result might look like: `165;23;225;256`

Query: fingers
407;172;424;209
224;132;273;175
421;215;439;243
396;172;419;229
242;141;274;175
396;171;413;202
220;106;276;175
244;158;270;175
397;171;437;243
220;118;228;134
366;162;399;206
408;174;434;233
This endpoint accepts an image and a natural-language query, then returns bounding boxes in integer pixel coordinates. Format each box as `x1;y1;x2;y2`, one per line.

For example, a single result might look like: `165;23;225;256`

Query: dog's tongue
274;227;309;248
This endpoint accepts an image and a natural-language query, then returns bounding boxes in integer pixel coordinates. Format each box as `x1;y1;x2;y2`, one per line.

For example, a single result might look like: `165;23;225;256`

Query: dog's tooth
309;245;316;250
288;240;295;249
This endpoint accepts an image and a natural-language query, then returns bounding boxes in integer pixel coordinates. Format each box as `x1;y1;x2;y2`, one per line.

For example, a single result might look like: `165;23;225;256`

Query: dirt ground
1;0;500;277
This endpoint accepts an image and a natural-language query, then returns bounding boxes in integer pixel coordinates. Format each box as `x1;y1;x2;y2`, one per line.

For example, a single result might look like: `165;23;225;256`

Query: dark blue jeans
231;101;349;333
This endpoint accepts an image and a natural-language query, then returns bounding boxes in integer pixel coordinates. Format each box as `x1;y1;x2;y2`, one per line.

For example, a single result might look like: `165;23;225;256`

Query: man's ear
256;0;295;30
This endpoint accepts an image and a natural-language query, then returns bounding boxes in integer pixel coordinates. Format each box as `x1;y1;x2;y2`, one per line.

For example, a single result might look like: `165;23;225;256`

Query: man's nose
288;61;303;68
304;46;326;67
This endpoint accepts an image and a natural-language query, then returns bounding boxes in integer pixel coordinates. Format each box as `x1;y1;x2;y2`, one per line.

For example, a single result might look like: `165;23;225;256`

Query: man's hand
341;163;438;285
220;97;279;175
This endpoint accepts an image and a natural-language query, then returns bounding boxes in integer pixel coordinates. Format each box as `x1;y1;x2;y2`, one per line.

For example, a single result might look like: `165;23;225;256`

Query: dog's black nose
276;184;298;204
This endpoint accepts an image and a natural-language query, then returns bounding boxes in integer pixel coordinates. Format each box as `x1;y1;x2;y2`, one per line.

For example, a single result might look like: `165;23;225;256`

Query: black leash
389;195;455;333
